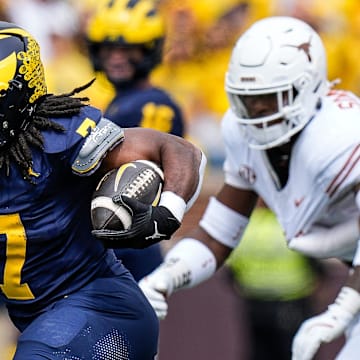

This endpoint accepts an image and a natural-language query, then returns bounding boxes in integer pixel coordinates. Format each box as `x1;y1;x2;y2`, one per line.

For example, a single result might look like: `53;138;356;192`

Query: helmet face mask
86;0;165;86
98;44;144;85
0;22;47;148
225;16;328;150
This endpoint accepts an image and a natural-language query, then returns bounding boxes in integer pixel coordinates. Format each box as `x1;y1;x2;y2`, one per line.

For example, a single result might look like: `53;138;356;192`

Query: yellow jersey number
140;103;174;133
0;214;34;300
0;118;98;300
0;118;97;301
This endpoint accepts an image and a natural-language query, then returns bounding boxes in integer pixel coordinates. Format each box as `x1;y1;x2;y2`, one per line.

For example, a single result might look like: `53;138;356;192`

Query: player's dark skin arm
186;184;258;267
100;127;203;203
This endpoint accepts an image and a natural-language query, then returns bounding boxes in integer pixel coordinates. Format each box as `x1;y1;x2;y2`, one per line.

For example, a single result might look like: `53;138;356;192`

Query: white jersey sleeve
221;110;255;190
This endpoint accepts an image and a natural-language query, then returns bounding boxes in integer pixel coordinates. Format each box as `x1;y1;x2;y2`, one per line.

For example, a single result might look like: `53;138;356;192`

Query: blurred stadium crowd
0;0;359;166
0;1;358;359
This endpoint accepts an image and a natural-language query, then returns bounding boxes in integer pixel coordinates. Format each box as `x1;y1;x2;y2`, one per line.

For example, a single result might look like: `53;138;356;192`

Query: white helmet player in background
138;16;360;360
225;16;329;149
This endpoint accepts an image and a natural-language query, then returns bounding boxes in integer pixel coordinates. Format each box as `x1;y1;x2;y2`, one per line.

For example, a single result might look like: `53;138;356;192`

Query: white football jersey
222;89;360;259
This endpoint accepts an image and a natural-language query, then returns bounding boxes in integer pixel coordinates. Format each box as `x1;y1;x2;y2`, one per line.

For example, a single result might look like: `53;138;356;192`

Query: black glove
92;195;181;249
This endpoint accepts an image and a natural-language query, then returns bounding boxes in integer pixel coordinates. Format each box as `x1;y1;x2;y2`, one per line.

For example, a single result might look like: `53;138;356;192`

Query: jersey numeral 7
0;213;34;300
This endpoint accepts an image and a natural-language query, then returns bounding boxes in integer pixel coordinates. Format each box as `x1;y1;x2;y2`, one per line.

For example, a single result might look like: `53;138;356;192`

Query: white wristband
200;197;249;248
159;191;186;222
161;238;216;293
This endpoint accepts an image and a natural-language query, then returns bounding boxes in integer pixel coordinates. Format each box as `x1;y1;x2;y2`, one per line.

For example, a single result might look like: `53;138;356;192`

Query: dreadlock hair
0;79;95;183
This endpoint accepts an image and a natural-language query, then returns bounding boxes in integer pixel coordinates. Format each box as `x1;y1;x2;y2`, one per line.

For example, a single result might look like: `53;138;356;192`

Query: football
91;160;164;231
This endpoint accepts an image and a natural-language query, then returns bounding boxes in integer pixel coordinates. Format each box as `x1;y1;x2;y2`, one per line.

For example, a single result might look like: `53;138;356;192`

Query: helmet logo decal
17;36;47;103
238;165;256;185
286;37;312;62
296;42;312;62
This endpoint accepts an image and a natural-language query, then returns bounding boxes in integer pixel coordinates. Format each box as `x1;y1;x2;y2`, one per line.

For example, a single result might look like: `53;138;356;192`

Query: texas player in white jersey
138;16;360;360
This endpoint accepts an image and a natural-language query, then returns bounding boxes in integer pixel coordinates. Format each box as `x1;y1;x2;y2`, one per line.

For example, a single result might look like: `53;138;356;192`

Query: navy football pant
13;273;159;359
114;243;163;281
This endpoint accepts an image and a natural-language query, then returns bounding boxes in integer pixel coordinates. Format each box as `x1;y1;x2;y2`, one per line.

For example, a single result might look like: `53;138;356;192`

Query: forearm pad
159;238;217;294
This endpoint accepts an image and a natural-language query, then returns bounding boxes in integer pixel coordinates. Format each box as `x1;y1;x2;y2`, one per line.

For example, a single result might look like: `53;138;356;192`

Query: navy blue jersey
104;86;185;137
0;105;159;358
104;86;184;281
0;106;128;327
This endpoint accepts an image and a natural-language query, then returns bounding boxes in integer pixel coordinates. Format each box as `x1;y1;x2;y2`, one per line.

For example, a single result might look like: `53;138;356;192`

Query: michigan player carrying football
0;22;205;359
85;0;186;281
138;16;360;360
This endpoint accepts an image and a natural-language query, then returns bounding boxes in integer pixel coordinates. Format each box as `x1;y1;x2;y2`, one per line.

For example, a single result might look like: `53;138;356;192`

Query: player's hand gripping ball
91;160;164;232
91;160;180;249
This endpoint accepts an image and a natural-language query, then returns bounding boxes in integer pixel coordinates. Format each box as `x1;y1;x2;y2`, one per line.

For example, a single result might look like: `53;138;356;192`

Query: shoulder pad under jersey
44;106;105;154
72;117;124;175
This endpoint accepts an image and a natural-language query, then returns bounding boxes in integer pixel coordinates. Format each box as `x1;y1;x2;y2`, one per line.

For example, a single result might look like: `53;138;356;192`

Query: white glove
138;267;174;320
292;286;360;360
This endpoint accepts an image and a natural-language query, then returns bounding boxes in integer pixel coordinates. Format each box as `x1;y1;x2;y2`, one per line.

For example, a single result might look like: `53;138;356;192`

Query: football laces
124;169;157;198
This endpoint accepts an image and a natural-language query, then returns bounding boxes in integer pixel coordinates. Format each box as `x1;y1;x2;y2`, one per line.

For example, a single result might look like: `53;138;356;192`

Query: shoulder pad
72;117;124;175
43;106;103;154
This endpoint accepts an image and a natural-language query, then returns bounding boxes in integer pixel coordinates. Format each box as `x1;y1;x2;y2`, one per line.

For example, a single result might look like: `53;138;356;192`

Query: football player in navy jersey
85;0;186;281
0;21;205;359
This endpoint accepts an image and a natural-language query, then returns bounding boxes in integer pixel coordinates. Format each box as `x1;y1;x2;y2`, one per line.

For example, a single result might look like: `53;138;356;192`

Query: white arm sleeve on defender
288;217;359;259
142;238;216;295
138;238;216;319
161;238;217;292
199;197;249;249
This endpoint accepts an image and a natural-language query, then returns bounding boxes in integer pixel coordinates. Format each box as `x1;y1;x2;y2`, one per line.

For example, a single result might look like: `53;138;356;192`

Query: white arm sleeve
155;238;217;294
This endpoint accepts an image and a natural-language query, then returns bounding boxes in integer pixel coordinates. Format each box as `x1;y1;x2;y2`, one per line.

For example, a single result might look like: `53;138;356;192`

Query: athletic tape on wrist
159;191;186;222
199;197;249;248
162;238;216;292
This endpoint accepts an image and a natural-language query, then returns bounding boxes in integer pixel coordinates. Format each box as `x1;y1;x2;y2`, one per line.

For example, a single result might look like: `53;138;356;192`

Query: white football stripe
134;160;164;180
91;196;132;229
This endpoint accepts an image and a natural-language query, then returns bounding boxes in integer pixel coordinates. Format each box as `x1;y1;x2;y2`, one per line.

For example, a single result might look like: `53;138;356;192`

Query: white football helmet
225;16;329;150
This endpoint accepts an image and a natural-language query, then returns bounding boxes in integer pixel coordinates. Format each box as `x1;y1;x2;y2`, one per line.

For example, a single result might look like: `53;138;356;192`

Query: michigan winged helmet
0;22;47;148
0;21;92;181
86;0;165;79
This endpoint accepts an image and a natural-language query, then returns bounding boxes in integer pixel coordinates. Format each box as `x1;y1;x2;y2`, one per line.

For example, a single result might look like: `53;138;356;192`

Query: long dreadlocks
0;79;95;182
